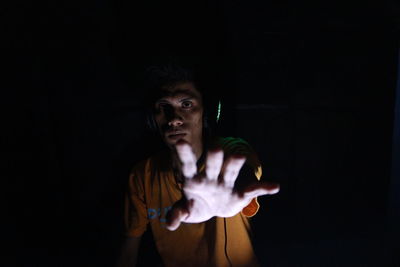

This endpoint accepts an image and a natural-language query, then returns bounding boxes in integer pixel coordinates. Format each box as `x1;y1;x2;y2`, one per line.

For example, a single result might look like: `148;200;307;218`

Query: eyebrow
156;89;200;102
155;96;196;105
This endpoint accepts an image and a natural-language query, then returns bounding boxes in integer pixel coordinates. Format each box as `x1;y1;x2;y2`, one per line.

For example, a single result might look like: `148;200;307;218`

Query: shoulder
214;136;255;156
215;136;262;180
128;151;169;191
130;150;171;176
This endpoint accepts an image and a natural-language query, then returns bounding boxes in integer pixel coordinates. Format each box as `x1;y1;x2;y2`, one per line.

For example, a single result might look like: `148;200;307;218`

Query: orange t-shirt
125;137;263;267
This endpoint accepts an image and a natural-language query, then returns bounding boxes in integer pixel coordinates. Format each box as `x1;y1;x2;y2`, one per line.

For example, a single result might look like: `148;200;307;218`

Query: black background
4;0;400;266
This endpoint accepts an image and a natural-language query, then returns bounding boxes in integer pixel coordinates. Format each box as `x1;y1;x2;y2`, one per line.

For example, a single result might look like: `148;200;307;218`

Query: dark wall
4;0;399;266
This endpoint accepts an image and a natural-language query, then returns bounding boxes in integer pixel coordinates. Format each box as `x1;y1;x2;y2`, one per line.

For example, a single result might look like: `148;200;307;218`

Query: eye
156;102;168;108
155;102;169;112
182;101;193;108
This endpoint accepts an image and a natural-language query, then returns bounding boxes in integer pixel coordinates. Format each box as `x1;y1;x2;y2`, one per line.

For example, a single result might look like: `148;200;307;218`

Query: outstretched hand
166;140;280;231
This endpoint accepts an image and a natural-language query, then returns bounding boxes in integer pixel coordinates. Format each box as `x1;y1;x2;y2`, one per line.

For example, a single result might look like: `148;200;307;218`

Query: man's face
153;82;204;156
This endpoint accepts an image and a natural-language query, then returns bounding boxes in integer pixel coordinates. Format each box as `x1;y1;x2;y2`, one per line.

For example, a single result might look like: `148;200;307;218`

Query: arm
116;236;141;267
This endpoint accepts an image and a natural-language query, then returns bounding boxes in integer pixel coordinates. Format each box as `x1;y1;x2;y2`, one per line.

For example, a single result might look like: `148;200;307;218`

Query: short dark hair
142;62;209;107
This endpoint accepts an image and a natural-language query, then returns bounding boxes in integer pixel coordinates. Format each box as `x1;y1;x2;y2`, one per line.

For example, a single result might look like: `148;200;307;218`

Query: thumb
242;182;280;199
166;198;191;231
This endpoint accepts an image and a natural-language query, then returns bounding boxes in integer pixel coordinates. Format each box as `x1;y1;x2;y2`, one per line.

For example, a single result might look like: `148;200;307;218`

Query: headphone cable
223;218;233;267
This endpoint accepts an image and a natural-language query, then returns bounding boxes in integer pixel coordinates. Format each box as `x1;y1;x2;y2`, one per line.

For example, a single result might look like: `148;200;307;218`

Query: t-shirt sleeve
218;137;263;217
124;164;149;237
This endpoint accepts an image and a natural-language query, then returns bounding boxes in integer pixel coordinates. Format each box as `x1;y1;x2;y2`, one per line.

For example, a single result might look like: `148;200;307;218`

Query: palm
182;177;250;222
166;141;279;231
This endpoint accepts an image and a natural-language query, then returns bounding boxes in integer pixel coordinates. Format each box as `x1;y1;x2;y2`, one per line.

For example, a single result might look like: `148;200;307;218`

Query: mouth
166;132;187;141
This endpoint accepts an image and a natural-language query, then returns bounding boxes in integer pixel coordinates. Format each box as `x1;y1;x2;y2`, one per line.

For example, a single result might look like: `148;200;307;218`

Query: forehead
156;82;202;101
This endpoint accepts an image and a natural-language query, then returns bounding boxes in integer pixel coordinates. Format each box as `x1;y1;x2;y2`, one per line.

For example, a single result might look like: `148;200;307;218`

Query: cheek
154;112;164;124
190;107;203;123
195;113;203;123
192;110;203;129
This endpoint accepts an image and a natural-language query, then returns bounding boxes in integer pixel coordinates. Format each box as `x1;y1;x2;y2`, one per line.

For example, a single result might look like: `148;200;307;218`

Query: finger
205;149;224;181
242;182;280;199
175;141;197;179
222;155;246;188
166;199;191;231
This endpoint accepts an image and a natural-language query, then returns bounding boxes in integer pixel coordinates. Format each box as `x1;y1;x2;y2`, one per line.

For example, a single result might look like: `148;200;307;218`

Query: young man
117;65;280;267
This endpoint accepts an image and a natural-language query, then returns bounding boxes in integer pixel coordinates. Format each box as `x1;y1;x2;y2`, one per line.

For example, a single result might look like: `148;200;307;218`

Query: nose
168;117;183;127
166;108;183;127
